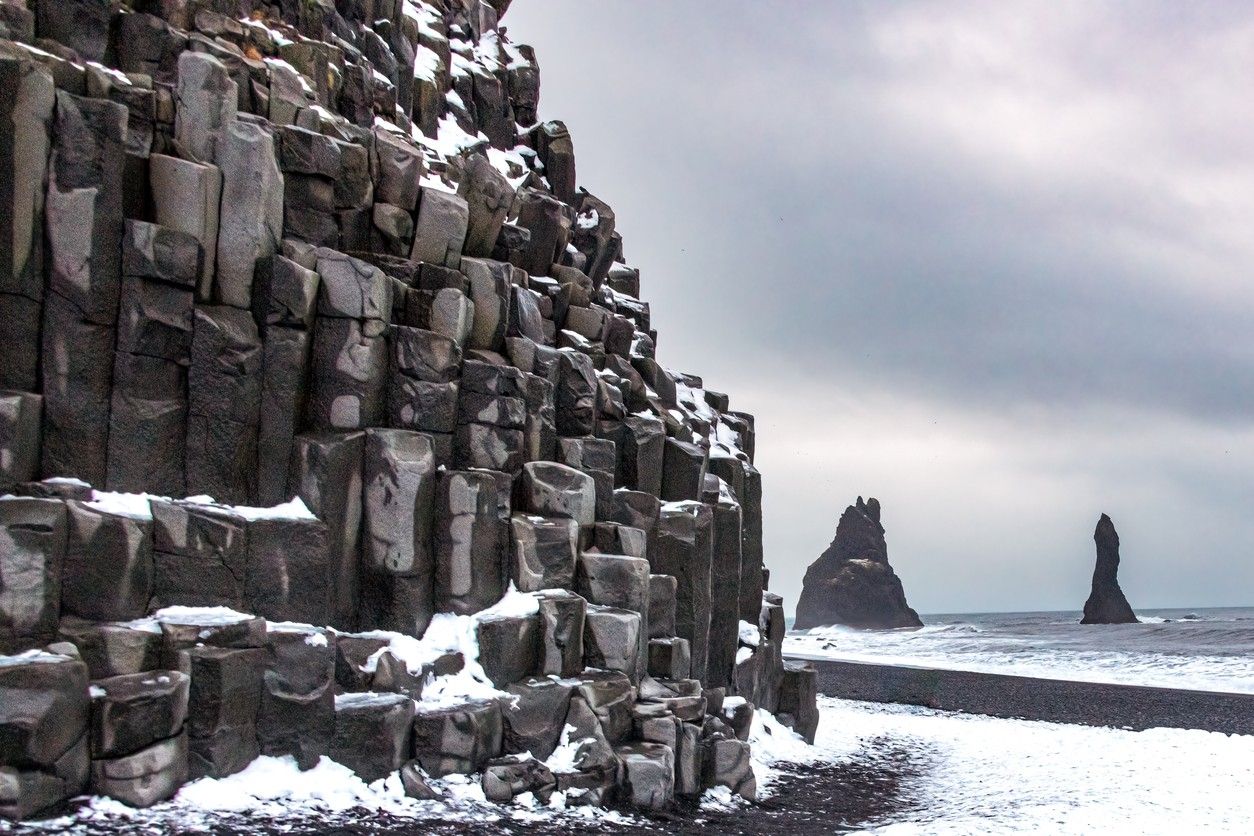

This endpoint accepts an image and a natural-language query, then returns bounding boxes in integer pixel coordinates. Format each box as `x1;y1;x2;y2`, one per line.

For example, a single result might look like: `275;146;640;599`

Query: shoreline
793;656;1254;734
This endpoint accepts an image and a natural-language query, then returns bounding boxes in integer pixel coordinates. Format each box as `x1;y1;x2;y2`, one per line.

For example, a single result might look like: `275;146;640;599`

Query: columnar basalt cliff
0;0;815;820
1080;513;1138;625
794;497;922;630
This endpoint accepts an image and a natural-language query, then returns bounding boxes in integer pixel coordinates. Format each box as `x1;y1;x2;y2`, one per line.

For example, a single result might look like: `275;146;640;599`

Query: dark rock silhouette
1081;514;1139;625
795;497;922;630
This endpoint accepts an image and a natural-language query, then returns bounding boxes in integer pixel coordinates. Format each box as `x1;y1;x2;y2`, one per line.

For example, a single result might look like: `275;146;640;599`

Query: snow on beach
19;697;1252;834
815;697;1254;835
715;696;1254;833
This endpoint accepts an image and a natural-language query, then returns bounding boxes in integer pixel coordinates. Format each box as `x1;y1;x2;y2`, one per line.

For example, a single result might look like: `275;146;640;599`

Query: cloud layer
505;0;1254;613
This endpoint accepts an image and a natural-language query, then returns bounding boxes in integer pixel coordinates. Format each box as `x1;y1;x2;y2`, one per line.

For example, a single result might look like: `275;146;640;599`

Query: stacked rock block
0;0;816;820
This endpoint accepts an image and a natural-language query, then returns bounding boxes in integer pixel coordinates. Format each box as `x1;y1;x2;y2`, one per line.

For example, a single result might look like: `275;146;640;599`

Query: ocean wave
800;622;983;639
784;609;1254;693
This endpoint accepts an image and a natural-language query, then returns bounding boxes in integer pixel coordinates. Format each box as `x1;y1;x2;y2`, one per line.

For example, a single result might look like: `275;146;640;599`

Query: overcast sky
505;1;1254;615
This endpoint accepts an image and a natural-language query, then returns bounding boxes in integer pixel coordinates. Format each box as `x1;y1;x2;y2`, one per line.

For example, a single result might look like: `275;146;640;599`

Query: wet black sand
795;656;1254;734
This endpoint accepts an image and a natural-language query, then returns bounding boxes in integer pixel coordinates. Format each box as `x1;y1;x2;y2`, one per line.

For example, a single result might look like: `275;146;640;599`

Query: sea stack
1081;514;1139;625
795;497;922;630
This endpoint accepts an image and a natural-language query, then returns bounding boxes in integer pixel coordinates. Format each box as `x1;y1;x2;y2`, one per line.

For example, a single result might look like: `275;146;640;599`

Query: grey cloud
507;0;1254;611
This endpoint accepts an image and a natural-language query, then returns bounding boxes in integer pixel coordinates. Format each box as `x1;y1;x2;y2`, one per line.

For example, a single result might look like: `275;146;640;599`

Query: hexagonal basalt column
509;514;578;592
434;470;505;615
360;429;438;635
517;461;595;529
61;501;153;623
0;497;66;651
411;699;502;778
0;650;90;820
653;502;713;684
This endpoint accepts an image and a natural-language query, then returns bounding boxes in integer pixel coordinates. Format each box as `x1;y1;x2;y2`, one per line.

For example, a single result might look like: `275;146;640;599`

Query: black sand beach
795;657;1254;734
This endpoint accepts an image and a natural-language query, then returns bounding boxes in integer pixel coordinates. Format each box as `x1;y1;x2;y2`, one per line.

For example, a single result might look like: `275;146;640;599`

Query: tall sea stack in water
1081;514;1139;624
795;497;922;630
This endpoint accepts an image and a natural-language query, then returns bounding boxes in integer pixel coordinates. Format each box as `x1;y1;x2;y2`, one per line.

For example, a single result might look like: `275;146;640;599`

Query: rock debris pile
0;0;816;821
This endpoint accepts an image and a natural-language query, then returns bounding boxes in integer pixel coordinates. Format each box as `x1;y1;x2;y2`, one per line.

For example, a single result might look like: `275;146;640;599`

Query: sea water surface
783;606;1254;693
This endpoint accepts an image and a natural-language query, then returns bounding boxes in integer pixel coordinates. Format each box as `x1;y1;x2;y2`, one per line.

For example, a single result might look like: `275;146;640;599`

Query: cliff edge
0;0;815;820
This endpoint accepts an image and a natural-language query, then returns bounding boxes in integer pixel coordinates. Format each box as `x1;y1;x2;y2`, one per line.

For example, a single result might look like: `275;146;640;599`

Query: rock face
1080;514;1138;625
0;0;817;820
795;497;922;630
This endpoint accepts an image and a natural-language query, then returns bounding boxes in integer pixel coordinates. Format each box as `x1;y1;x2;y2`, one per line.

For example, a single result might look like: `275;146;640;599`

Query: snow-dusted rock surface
17;696;1249;834
0;0;813;821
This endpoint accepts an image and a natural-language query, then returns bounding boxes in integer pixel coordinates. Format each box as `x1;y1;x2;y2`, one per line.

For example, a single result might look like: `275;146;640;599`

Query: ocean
783;606;1254;694
780;608;1254;834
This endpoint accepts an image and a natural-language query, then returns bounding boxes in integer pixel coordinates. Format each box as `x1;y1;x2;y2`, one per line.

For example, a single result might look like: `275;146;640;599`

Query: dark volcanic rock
1080;513;1139;625
794;497;921;630
0;0;813;819
411;699;502;778
89;670;190;759
329;692;414;783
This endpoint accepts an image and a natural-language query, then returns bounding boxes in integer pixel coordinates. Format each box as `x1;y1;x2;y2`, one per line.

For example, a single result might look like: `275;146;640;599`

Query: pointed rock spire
1080;513;1139;625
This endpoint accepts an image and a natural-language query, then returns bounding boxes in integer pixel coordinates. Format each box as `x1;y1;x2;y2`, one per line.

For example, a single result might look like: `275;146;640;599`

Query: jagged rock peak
1080;513;1139;625
793;497;922;630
